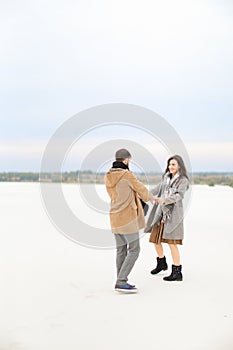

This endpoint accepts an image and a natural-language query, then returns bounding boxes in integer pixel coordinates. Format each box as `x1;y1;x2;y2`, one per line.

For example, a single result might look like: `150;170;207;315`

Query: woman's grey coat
145;173;189;240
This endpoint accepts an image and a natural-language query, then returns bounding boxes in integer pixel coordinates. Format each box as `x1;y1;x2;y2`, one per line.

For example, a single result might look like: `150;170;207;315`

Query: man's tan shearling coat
105;168;153;234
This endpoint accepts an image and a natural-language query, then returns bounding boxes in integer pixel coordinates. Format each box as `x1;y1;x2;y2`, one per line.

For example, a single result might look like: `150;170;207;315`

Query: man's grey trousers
114;232;140;285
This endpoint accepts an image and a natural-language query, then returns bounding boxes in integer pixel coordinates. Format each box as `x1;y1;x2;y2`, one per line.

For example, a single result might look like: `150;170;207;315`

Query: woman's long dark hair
163;155;189;179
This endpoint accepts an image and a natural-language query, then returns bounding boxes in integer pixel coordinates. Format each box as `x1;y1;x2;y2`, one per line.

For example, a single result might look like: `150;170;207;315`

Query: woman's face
168;159;179;176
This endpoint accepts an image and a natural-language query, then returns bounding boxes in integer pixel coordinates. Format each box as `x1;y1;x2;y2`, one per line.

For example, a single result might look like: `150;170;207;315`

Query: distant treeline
0;171;233;187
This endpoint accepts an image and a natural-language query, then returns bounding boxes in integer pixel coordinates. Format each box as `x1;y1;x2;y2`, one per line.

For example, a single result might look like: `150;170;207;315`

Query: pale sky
0;0;233;172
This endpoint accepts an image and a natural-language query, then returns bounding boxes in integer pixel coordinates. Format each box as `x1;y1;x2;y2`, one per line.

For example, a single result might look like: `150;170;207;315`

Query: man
105;148;154;293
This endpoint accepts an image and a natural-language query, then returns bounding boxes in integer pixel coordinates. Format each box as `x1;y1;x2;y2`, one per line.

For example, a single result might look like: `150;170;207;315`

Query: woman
145;155;189;281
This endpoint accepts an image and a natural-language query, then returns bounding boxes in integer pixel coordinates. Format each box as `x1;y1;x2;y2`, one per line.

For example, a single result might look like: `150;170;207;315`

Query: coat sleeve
127;172;154;202
163;177;189;205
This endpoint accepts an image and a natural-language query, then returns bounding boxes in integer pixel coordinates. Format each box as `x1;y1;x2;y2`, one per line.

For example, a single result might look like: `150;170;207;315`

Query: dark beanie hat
115;148;132;160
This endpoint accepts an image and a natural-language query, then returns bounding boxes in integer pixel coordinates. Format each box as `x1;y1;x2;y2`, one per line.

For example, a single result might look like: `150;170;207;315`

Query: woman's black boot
163;265;183;281
151;256;168;275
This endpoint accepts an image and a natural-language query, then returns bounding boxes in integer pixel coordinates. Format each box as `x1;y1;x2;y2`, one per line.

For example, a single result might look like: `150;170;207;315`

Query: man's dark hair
115;148;132;161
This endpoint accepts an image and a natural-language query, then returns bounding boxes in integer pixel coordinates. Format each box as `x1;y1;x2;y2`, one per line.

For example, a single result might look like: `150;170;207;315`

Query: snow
0;183;233;350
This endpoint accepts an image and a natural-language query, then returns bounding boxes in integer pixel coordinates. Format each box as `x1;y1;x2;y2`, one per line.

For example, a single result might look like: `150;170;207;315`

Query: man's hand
150;197;156;204
155;197;165;205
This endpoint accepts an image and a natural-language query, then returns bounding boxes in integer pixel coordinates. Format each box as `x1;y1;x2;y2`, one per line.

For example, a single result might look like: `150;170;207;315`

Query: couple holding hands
105;148;189;293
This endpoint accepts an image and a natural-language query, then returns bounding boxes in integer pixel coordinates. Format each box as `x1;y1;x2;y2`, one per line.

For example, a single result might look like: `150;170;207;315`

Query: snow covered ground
0;183;233;350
